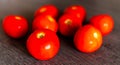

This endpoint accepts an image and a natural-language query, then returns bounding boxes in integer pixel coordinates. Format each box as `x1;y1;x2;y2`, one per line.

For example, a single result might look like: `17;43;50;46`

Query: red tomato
2;15;28;38
27;29;60;60
64;5;86;20
90;14;114;36
58;14;82;36
32;14;58;32
34;4;58;18
74;25;103;53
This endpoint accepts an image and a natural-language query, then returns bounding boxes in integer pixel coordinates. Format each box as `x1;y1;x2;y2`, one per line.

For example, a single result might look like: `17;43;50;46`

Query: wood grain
0;0;120;65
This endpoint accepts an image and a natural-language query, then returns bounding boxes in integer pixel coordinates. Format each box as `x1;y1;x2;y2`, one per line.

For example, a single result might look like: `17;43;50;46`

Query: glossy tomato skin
64;5;86;20
34;4;58;18
2;15;28;38
90;14;114;36
58;14;82;37
74;25;102;53
32;14;58;32
27;29;60;60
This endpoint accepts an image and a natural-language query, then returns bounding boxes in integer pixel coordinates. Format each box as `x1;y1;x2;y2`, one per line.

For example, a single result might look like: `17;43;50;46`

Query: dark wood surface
0;0;120;65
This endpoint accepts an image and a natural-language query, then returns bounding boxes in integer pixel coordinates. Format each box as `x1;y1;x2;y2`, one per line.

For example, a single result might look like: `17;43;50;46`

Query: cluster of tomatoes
2;4;114;60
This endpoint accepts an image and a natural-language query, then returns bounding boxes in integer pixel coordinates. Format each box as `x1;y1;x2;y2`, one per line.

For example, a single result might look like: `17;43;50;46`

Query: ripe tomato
90;14;114;36
27;29;60;60
2;15;28;38
32;14;58;32
64;5;86;20
74;25;103;53
58;14;82;36
34;4;58;18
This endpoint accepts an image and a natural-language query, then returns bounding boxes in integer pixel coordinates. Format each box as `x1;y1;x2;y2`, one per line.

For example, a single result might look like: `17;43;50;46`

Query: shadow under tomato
57;32;76;50
82;18;90;26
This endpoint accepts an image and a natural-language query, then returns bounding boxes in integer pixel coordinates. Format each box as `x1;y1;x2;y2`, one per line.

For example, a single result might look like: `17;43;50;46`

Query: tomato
2;15;28;38
32;14;58;32
27;29;60;60
64;5;86;20
90;14;114;36
34;4;58;18
74;25;102;53
58;14;82;37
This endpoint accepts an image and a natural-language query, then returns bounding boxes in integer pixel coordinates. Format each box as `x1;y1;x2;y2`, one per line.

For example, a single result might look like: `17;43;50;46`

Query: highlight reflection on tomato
74;25;103;53
27;29;60;60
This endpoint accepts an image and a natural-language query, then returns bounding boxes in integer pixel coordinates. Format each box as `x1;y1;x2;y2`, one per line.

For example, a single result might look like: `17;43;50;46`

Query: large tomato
90;14;114;36
64;5;86;20
34;4;58;18
58;14;82;37
27;29;60;60
32;14;58;32
74;25;103;53
2;15;28;38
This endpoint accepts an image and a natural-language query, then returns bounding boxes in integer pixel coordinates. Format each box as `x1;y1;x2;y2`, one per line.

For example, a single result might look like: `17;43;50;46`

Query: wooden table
0;0;120;65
